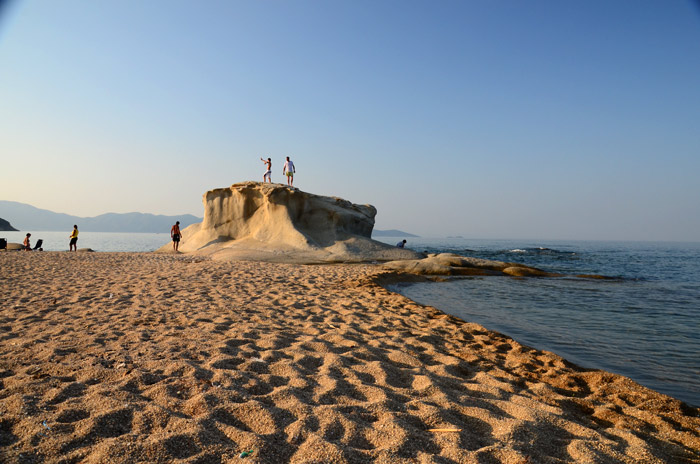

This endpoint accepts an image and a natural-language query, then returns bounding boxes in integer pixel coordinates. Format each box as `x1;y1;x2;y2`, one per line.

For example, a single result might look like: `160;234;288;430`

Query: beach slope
1;253;698;463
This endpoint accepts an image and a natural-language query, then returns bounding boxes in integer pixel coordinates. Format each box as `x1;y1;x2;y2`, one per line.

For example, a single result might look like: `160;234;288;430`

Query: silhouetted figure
171;221;182;252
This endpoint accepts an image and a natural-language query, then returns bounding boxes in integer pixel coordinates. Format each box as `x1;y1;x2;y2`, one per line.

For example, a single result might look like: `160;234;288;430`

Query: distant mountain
373;229;419;237
0;217;18;231
0;201;201;233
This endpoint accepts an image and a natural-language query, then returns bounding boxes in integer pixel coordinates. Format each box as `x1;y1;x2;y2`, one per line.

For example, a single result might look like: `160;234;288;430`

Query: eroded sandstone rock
383;253;558;277
159;182;423;263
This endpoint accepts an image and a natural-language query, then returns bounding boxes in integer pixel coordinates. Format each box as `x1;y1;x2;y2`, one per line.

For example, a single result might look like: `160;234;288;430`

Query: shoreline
383;273;699;409
1;252;698;463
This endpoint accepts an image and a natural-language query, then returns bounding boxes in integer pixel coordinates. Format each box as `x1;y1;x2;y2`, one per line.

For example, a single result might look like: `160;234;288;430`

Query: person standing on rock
69;225;79;251
171;221;182;252
397;239;407;248
261;157;272;183
283;156;296;187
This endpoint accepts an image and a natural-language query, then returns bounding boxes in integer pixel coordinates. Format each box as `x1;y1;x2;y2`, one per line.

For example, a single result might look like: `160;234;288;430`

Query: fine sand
1;252;698;464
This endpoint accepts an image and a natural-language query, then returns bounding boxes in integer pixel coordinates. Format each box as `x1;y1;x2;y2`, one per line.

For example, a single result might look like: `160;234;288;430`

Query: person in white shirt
282;156;296;187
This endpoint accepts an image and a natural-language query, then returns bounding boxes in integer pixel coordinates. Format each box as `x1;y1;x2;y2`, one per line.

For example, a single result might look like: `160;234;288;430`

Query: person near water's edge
397;239;407;248
23;233;31;251
171;221;182;252
283;156;296;187
261;157;272;183
69;225;79;251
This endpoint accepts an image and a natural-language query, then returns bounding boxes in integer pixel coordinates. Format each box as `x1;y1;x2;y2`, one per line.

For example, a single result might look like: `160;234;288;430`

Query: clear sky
1;0;699;241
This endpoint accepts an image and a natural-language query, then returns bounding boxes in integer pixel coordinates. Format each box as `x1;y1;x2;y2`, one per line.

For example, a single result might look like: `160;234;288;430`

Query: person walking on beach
69;225;79;251
23;233;31;251
396;239;407;248
261;157;272;183
283;156;296;187
171;221;182;252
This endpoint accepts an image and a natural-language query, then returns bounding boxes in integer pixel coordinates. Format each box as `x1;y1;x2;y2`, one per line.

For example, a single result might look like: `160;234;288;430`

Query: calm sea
0;230;170;252
376;237;700;407
4;231;699;406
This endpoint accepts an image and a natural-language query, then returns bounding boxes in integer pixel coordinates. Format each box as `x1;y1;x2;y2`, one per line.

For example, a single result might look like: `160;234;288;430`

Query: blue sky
1;1;699;241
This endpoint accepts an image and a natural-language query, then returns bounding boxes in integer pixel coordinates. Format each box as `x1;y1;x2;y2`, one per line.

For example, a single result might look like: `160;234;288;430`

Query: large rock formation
161;182;423;263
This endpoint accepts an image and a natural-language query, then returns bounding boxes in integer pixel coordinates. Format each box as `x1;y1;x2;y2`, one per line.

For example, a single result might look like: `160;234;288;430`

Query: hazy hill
0;217;18;231
373;229;419;237
0;201;201;233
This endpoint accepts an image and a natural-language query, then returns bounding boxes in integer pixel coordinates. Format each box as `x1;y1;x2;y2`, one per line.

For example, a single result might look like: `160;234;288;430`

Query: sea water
0;231;170;252
376;238;700;407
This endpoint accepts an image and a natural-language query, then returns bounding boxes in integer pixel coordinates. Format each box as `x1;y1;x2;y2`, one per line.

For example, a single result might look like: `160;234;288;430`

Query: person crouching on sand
171;221;182;252
69;225;79;251
23;233;31;251
261;157;272;183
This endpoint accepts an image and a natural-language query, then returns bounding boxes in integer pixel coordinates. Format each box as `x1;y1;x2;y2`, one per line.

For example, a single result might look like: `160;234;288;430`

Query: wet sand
1;252;698;463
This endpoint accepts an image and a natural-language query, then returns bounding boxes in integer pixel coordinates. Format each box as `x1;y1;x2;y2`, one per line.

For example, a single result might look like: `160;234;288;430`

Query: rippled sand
1;252;698;463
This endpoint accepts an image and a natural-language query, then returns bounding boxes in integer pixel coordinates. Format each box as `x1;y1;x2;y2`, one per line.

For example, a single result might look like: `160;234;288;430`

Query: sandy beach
1;252;698;463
